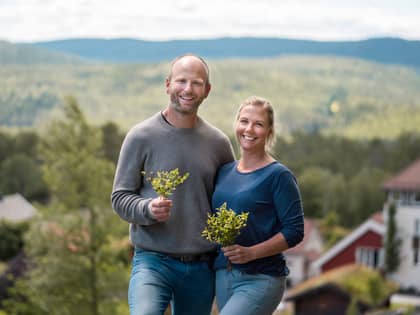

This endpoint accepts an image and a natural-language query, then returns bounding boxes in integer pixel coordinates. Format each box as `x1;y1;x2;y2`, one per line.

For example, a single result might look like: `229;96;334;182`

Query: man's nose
184;81;193;91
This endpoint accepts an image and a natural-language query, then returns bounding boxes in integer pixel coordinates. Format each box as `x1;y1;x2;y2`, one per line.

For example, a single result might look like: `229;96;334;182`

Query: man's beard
169;94;201;115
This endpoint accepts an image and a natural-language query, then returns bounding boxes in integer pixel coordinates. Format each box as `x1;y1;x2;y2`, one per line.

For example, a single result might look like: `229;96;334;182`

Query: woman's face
236;105;271;153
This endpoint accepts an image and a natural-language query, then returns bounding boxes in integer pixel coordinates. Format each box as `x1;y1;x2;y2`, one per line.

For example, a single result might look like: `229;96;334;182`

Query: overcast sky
1;0;420;43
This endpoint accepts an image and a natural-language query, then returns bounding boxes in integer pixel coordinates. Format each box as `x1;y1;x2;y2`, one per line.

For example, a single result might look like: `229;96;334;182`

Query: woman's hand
222;244;256;264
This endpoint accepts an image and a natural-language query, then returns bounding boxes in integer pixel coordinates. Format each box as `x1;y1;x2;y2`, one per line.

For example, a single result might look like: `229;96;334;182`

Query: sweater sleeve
272;170;304;248
111;128;157;225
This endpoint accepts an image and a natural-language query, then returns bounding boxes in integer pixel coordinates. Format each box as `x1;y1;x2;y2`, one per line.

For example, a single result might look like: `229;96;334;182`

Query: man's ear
165;77;170;94
204;83;211;98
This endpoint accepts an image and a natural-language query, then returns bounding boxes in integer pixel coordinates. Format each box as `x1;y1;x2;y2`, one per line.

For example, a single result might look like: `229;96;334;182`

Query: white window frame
356;246;383;269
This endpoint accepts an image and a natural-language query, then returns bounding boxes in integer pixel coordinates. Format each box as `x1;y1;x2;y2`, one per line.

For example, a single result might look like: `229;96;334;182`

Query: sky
1;0;420;43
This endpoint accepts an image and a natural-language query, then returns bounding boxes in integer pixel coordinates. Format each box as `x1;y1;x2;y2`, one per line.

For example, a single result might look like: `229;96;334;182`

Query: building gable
311;219;385;274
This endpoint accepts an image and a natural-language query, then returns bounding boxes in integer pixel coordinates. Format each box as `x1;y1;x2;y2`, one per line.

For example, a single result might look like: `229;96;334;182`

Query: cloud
1;0;420;42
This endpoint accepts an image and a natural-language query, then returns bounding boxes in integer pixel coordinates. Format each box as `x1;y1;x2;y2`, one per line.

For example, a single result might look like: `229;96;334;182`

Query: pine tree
385;202;401;274
4;96;129;315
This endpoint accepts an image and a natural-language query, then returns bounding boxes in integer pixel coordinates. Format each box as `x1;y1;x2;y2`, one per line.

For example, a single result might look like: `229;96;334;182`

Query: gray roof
0;193;37;223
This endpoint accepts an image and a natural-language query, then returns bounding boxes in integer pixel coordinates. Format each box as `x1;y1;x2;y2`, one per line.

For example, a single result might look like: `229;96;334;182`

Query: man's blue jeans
216;268;286;315
128;249;215;315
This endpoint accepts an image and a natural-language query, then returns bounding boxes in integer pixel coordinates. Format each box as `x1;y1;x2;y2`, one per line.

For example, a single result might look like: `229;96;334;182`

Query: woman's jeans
216;268;286;315
129;249;215;315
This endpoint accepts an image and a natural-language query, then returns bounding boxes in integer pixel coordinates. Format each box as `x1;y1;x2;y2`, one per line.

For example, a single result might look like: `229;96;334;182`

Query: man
111;54;234;315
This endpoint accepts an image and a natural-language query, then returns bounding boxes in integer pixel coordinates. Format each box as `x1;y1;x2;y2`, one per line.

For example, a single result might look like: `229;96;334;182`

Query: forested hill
2;37;420;139
2;55;420;139
0;40;86;64
10;37;420;68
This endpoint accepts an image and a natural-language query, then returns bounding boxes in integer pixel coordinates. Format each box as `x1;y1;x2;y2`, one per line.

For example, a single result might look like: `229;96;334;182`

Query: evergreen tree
4;96;129;315
346;167;387;226
385;202;401;274
0;153;48;201
100;122;124;164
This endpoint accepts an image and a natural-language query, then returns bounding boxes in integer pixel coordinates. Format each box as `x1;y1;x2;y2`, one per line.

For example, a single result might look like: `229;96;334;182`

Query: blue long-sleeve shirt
212;161;304;276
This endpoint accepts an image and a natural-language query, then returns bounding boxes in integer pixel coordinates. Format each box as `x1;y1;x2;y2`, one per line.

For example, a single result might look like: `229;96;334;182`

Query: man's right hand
148;197;173;222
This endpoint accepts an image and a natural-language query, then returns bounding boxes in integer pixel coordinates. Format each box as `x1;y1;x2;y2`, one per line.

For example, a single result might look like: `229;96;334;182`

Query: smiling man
111;54;234;315
165;55;211;118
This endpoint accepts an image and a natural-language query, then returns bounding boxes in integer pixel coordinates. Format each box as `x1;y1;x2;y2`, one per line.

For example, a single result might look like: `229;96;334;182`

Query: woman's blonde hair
235;96;276;152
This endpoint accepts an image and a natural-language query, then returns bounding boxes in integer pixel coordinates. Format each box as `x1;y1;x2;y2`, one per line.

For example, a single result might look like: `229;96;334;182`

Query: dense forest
2;102;420;228
2;56;420;139
1;96;419;314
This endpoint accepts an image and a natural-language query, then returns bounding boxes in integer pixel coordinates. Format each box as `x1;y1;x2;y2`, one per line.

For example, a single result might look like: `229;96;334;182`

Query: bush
0;221;28;261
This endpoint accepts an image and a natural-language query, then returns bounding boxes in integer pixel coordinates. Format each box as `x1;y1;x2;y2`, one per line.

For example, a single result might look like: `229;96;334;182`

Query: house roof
383;158;420;192
0;193;37;223
287;264;358;300
286;264;398;305
285;282;349;301
311;214;385;271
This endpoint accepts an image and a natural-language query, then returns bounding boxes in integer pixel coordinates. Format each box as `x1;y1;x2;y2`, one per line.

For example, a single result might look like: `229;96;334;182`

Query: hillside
30;37;420;68
2;55;420;139
0;40;86;64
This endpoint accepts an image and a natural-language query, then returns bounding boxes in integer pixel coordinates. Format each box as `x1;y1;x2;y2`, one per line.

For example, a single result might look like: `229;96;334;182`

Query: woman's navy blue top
212;160;304;276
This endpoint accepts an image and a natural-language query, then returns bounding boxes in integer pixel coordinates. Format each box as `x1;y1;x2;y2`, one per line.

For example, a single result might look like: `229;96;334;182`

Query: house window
395;191;420;205
356;247;381;269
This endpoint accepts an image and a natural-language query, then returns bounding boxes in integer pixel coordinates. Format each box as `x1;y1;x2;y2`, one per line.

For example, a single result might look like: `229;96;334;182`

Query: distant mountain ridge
0;40;86;64
2;37;420;139
29;37;420;68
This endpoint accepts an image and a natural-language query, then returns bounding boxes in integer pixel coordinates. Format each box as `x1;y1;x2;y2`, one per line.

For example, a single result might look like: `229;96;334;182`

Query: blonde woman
212;96;304;315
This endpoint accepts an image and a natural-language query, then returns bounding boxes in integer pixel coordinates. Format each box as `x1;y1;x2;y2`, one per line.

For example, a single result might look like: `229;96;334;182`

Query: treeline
273;131;420;227
0;121;124;203
0;92;59;126
1;119;420;229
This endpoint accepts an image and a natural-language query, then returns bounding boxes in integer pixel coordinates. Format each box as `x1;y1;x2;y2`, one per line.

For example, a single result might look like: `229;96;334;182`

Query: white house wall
286;255;305;286
385;202;420;290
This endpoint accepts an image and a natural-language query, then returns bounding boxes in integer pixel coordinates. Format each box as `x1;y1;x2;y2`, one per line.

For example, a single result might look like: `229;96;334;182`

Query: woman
212;96;304;315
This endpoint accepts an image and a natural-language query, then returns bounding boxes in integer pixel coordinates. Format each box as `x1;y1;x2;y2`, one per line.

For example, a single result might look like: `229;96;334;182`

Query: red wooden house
310;213;385;276
285;264;397;315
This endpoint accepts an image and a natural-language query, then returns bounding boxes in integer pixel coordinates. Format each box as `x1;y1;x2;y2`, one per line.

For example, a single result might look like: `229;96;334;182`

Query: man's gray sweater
111;112;234;254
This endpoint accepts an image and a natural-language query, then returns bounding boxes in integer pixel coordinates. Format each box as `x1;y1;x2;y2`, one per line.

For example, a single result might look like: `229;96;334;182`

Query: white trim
311;219;385;272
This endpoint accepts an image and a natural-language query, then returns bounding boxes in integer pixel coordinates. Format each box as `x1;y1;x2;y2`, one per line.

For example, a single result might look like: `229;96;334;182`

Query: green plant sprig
202;202;249;247
142;168;189;198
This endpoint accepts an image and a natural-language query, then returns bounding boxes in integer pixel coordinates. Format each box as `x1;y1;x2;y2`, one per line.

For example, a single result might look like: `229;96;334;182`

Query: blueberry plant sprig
202;202;249;247
142;168;189;198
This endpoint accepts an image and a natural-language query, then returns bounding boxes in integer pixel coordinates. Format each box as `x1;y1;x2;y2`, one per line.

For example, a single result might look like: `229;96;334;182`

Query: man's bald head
167;54;210;86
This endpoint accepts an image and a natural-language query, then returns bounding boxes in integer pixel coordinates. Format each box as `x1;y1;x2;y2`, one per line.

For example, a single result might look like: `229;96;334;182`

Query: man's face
166;56;211;115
